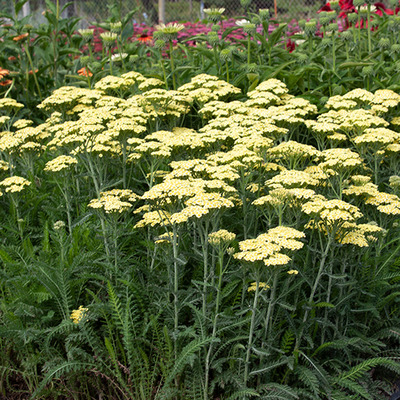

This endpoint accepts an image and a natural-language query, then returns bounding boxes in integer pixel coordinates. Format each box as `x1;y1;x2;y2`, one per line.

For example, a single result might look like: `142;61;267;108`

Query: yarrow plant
0;11;400;396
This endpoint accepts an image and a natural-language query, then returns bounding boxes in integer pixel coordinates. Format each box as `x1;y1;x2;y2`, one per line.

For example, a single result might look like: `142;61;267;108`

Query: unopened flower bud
90;61;102;73
330;0;340;10
320;16;331;26
347;12;358;23
341;30;352;40
80;55;90;66
328;22;338;31
378;37;390;49
207;31;219;45
220;48;233;61
247;62;258;72
110;21;122;33
243;22;256;34
391;44;400;54
154;39;166;49
305;20;317;35
298;19;306;28
362;65;374;76
259;9;270;20
321;37;331;47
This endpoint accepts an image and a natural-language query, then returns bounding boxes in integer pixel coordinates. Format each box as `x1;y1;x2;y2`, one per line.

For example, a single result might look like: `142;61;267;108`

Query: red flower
137;34;153;43
0;67;10;79
286;38;296;52
13;33;29;42
77;67;93;77
374;2;394;15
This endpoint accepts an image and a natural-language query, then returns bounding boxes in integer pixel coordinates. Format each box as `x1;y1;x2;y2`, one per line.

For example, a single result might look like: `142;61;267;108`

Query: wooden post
22;0;30;18
158;0;165;23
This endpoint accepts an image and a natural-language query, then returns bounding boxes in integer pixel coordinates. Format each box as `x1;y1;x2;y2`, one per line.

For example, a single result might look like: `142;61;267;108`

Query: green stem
160;57;168;89
109;50;113;75
172;225;179;358
367;4;372;55
169;40;176;90
332;32;336;73
113;219;118;274
117;36;126;73
264;269;279;338
244;273;260;385
200;221;210;319
295;235;333;350
357;8;362;59
247;34;251;67
204;248;225;400
122;141;127;188
24;46;42;101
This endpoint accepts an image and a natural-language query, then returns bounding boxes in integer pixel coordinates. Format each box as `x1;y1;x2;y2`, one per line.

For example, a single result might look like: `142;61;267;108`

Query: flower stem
244;274;260;385
367;4;372;55
169;40;176;90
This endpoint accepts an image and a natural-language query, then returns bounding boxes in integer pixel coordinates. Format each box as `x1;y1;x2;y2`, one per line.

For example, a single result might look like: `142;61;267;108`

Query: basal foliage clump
0;72;400;399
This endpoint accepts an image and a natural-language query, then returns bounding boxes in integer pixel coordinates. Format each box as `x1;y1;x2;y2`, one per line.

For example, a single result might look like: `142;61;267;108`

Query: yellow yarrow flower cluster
303;196;363;234
70;306;88;324
267;140;321;168
0;98;24;112
88;189;139;214
234;226;305;266
37;86;102;112
177;74;241;104
208;229;236;246
365;192;400;215
44;155;78;172
319;148;364;172
248;282;270;292
0;176;31;193
338;222;384;247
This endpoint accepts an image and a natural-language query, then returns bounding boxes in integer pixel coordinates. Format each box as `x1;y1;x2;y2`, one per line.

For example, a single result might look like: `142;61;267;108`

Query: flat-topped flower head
0;176;31;193
154;232;176;245
234;226;304;267
249;79;288;97
267;141;321;168
303;196;363;234
204;8;225;22
208;229;236;247
0;98;24;112
100;32;118;47
44;155;78;173
248;282;270;292
88;189;138;214
154;23;184;41
319;148;363;172
266;170;320;189
78;29;94;40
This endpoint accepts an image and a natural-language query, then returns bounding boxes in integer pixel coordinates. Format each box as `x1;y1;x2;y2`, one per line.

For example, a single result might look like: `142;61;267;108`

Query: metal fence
7;0;324;26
